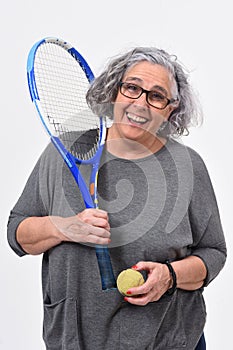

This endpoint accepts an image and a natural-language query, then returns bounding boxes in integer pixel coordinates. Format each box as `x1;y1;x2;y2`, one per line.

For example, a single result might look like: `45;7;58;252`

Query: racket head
27;38;116;291
27;37;106;162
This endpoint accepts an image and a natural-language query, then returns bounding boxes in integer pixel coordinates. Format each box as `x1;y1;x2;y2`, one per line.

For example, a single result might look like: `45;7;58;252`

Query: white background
0;1;232;349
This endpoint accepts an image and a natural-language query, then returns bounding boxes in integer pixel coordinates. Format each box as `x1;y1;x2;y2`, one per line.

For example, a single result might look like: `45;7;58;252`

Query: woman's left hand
124;261;172;306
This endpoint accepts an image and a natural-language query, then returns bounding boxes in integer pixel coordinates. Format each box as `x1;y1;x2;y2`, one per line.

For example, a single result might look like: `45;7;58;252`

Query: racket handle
95;247;116;290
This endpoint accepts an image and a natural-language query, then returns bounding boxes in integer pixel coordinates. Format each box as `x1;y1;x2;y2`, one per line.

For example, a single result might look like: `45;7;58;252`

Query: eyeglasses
119;82;179;110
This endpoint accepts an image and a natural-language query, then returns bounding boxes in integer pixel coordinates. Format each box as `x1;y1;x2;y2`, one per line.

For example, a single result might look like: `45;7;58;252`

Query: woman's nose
134;91;149;107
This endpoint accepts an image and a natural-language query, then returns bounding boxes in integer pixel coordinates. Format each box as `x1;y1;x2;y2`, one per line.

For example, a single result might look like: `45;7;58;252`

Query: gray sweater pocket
43;297;80;350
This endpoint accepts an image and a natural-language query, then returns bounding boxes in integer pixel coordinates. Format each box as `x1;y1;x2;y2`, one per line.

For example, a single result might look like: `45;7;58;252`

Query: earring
157;121;168;133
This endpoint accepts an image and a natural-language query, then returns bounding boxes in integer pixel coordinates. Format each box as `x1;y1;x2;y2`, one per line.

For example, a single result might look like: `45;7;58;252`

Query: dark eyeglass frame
118;81;179;110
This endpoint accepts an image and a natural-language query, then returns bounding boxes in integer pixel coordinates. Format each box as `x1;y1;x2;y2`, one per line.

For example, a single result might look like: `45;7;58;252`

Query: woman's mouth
126;112;148;125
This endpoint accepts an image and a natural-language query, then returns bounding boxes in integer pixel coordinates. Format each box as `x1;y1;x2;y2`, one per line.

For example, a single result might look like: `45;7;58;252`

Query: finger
124;294;151;306
64;226;111;244
92;210;110;228
93;208;109;218
83;234;111;245
82;216;110;229
132;261;156;271
84;208;109;219
93;218;110;230
126;265;162;296
75;217;109;230
124;285;162;305
126;278;152;297
88;226;111;238
77;211;110;229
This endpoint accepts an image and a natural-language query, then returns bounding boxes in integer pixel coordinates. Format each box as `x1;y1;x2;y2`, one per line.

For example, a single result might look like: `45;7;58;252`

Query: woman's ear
167;100;179;120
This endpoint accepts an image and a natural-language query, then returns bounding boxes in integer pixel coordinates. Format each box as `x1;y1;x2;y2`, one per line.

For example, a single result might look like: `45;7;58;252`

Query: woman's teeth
126;113;147;124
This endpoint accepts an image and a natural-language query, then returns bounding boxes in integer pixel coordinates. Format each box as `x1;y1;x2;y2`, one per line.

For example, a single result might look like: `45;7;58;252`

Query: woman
8;46;226;349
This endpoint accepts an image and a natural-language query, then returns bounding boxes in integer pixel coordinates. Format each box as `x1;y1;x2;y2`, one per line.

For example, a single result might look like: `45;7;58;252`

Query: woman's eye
127;84;140;93
150;92;165;101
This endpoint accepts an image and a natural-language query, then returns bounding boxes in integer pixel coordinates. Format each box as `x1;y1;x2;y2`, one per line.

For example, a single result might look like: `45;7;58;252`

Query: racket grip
95;247;116;290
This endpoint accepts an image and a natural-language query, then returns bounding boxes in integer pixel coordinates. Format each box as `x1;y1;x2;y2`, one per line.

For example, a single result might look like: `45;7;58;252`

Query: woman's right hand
53;208;111;245
16;209;111;255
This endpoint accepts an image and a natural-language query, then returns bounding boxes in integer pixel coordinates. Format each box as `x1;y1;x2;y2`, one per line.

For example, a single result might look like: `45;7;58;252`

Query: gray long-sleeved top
7;139;226;350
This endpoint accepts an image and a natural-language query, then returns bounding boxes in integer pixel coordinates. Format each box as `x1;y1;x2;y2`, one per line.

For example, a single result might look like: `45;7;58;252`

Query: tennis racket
27;37;116;291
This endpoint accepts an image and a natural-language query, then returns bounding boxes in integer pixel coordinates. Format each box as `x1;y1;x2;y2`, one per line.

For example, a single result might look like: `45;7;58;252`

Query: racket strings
34;42;100;159
69;130;100;161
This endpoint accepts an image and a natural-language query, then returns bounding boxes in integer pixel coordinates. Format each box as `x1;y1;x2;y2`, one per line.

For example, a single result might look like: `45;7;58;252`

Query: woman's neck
106;128;167;159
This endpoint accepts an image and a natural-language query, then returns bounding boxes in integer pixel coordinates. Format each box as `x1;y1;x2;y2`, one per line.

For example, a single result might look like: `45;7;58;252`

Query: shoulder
163;140;214;193
174;141;215;196
166;139;209;173
183;144;210;181
39;141;62;167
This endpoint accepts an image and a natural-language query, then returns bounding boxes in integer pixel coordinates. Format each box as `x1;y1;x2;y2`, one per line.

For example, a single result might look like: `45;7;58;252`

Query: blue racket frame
27;37;116;290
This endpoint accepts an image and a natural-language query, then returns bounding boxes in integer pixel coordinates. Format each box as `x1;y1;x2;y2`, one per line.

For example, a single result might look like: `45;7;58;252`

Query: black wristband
164;261;177;295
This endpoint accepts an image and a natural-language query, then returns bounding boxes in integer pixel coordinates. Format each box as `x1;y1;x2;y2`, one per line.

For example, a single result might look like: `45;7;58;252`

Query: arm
7;143;110;257
171;255;206;290
124;153;226;306
16;209;111;255
123;256;206;305
16;216;64;255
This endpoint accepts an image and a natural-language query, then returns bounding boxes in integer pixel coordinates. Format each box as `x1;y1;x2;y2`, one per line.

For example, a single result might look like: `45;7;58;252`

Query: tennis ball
117;268;145;296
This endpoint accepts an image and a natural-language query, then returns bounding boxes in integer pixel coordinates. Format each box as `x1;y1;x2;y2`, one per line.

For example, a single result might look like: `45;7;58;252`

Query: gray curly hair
86;47;202;138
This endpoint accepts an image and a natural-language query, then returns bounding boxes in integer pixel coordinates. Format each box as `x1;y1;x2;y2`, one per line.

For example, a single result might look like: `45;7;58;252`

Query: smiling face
107;61;178;151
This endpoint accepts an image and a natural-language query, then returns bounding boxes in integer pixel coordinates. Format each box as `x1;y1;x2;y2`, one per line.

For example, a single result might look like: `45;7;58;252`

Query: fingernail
126;290;132;295
131;265;138;269
124;297;128;302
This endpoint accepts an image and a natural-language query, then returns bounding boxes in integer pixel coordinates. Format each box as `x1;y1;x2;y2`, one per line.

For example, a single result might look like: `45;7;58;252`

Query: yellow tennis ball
117;268;145;296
